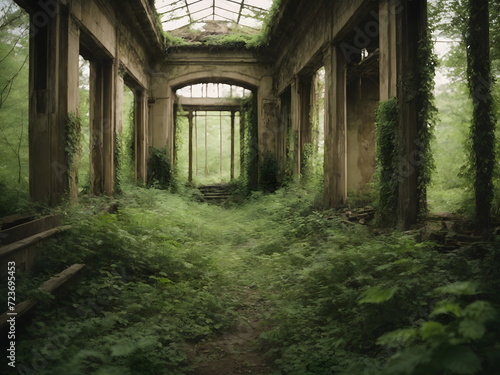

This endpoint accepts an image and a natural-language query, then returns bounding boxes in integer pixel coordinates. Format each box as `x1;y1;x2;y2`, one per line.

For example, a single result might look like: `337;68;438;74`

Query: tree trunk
466;0;496;231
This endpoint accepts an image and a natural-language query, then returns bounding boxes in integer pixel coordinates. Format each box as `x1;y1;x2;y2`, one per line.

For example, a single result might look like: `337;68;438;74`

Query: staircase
198;184;234;204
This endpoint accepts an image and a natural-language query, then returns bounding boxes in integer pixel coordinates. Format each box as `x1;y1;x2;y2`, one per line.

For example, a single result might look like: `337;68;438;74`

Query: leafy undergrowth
6;185;500;375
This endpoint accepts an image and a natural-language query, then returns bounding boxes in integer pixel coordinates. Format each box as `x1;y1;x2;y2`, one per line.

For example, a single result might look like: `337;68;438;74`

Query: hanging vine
415;26;438;218
375;97;399;225
65;113;82;189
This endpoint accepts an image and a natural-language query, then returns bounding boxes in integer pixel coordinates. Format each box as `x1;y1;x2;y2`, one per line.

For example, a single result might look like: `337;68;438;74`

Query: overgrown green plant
464;0;497;230
147;146;173;189
259;152;280;193
241;95;259;191
378;281;500;375
115;133;123;193
375;97;399;224
66;113;82;189
415;28;438;217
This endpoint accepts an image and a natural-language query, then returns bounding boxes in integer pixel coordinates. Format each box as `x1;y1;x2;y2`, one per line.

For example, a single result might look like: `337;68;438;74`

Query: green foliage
203;33;262;49
415;29;438;217
463;0;497;229
259;152;280;193
240;95;259;191
378;282;500;375
164;31;189;48
7;182;500;374
147;147;173;189
66;113;82;188
429;0;499;221
0;0;30;214
375;97;399;224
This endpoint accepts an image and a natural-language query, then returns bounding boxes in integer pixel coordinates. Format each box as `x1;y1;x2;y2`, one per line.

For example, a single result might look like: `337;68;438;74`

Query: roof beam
236;0;245;25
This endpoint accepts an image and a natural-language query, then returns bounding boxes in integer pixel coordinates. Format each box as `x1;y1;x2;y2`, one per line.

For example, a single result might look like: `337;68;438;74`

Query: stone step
198;184;235;204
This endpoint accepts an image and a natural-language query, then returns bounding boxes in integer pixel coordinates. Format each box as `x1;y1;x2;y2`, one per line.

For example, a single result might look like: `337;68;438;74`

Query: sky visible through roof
155;0;274;31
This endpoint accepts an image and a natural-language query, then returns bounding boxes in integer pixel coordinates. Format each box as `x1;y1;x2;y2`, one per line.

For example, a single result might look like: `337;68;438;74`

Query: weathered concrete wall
17;0;164;203
346;76;378;192
160;49;267;90
153;48;275;178
272;0;369;94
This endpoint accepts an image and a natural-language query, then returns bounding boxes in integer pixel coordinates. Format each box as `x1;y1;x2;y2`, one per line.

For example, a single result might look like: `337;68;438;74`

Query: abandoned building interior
1;0;499;373
7;0;432;226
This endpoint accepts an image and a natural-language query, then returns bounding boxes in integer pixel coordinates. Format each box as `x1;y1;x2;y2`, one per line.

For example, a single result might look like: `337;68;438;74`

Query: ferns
7;185;500;374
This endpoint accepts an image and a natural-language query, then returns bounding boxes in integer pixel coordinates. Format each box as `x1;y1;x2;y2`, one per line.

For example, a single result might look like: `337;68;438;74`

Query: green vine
375;97;400;225
115;133;123;194
415;28;438;217
240;95;259;191
464;0;497;229
65;113;82;188
259;152;280;193
147;146;173;190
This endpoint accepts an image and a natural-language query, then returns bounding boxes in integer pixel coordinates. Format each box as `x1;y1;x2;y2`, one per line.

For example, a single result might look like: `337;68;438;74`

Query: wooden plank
0;215;63;246
0;264;86;331
0;226;71;258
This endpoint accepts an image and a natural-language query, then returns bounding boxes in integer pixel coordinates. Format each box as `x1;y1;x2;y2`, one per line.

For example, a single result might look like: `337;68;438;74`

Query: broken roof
155;0;274;32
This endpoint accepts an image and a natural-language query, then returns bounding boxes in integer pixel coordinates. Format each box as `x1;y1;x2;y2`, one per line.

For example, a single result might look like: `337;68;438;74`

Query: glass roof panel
155;0;274;32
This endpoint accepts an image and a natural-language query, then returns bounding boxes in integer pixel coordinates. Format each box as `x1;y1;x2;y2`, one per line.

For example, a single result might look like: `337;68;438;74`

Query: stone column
230;111;235;181
29;3;80;205
89;60;115;196
135;89;148;184
187;111;193;183
379;0;399;101
323;43;347;208
240;110;246;174
396;0;428;228
299;76;313;172
291;78;301;176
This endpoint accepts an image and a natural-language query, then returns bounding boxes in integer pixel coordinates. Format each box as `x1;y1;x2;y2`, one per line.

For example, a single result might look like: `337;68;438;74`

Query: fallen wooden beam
0;215;63;246
0;263;86;331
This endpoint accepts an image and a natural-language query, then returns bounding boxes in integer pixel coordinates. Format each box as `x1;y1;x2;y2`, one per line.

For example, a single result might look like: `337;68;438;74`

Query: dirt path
187;287;277;375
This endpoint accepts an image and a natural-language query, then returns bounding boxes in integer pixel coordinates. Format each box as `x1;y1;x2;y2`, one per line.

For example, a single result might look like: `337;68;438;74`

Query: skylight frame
155;0;273;32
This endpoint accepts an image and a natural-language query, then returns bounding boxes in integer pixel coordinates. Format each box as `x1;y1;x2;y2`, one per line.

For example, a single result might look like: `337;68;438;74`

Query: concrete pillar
29;4;80;205
258;76;276;156
291;78;301;176
240;110;246;174
89;60;116;196
292;76;314;177
257;76;279;188
379;0;428;227
323;43;347;208
278;90;291;181
187;111;193;183
299;76;313;170
102;61;116;196
149;75;175;163
396;0;428;228
135;89;148;184
346;76;378;193
379;0;399;101
230;111;235;181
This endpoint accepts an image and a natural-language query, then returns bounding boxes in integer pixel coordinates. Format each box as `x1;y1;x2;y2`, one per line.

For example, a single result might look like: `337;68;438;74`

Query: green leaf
463;300;497;323
420;321;446;341
110;341;136;357
438;345;482;374
359;286;398;304
377;328;418;348
435;281;480;295
459;319;485;340
384;344;431;374
431;300;463;317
